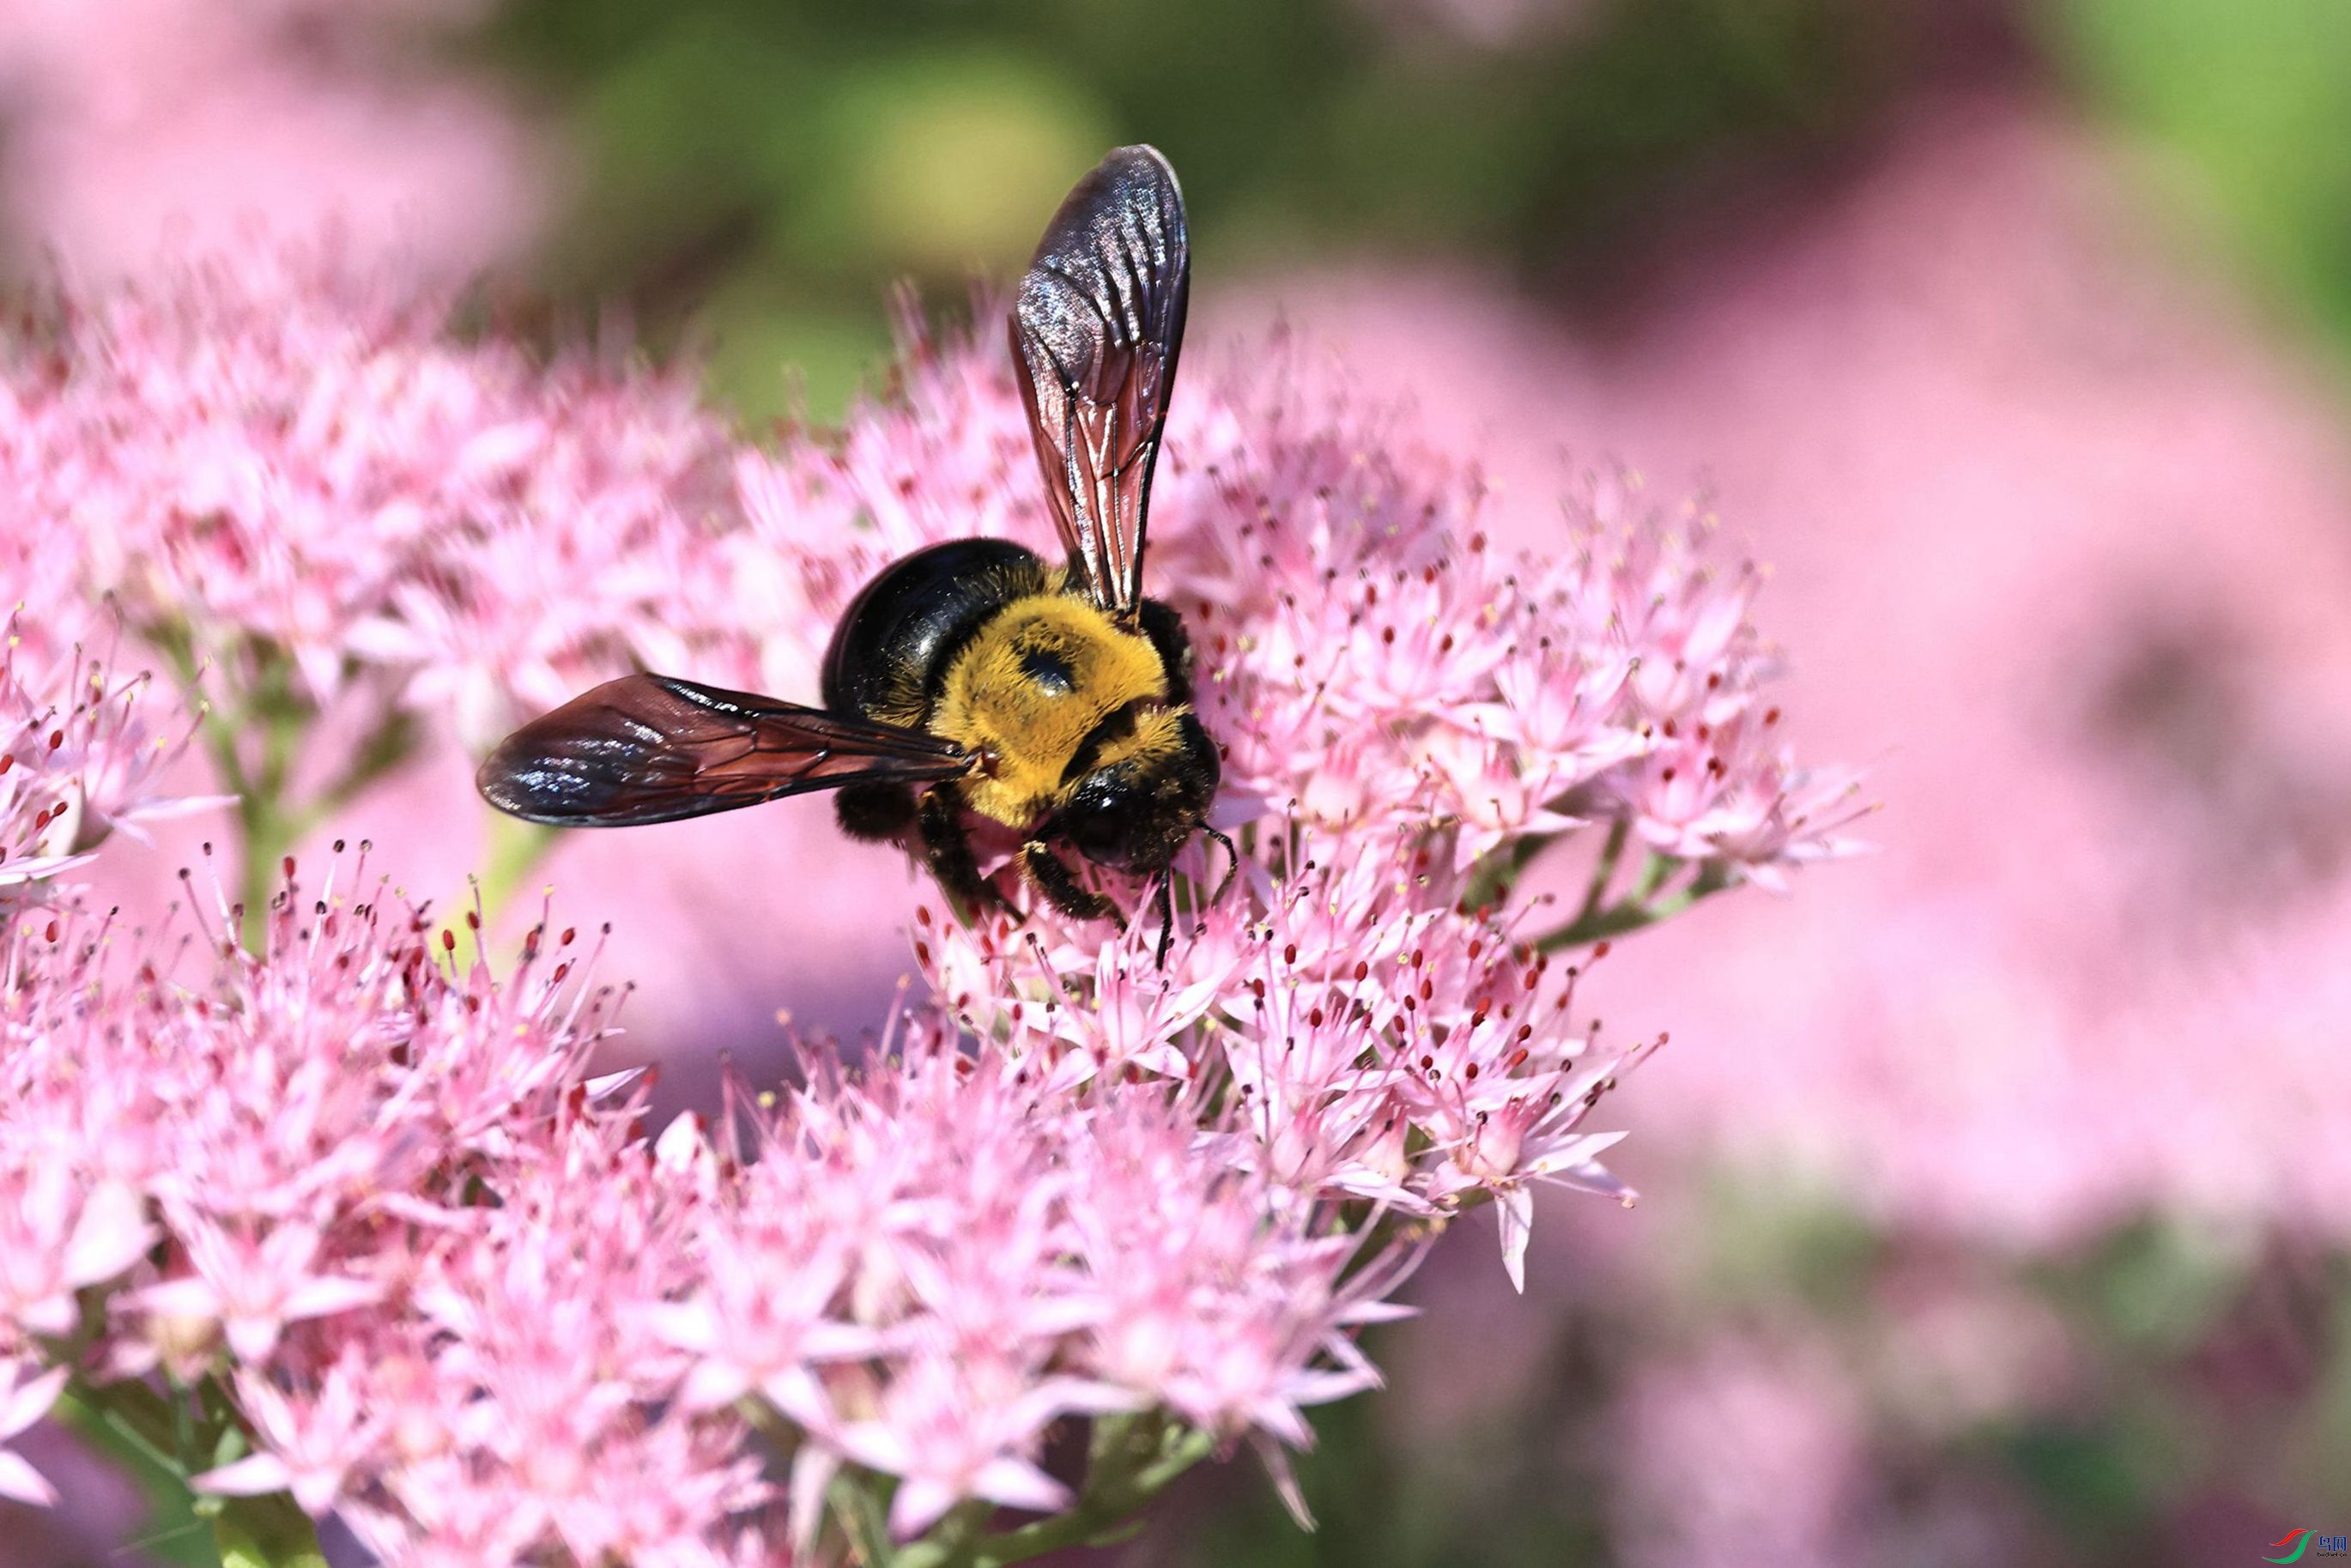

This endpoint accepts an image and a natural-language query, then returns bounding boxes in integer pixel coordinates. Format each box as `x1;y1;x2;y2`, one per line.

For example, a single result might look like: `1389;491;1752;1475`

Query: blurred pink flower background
1263;90;2351;1245
0;0;546;280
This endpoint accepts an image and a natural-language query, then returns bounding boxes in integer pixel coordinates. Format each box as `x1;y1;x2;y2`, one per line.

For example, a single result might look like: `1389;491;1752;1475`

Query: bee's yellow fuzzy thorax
933;593;1171;828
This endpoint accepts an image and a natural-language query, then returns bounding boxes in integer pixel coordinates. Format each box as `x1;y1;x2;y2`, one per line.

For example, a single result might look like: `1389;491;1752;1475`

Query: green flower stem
1571;819;1633;924
833;1470;900;1567
1532;855;1733;953
1462;814;1636;917
59;1380;185;1478
839;1415;1215;1568
937;1415;1214;1568
62;1375;324;1568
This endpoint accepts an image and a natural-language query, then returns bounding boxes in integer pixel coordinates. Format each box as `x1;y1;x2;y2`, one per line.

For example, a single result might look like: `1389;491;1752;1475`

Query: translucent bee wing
476;674;974;827
1009;144;1190;622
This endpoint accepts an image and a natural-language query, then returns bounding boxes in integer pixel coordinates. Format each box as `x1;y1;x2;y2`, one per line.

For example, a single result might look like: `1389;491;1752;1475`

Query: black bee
476;145;1230;960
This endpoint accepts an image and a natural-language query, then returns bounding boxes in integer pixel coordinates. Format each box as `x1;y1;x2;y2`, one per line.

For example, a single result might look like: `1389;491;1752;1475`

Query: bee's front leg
1019;840;1121;924
917;789;1009;920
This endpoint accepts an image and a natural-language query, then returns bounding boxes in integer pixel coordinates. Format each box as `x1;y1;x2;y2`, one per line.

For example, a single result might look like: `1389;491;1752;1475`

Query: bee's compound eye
1063;789;1129;863
1063;770;1145;869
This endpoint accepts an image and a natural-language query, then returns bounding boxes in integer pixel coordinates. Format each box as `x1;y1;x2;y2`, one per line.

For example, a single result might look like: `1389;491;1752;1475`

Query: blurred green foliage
2046;0;2351;367
481;0;1931;421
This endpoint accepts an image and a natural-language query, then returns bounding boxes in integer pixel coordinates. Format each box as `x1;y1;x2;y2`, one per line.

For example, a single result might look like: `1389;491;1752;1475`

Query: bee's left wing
1010;143;1190;623
476;674;974;827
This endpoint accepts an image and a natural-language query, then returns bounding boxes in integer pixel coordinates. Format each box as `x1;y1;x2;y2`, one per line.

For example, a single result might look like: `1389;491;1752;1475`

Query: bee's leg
1201;826;1239;905
1019;840;1121;923
1151;875;1176;969
916;789;1003;919
836;783;918;843
1138;597;1198;704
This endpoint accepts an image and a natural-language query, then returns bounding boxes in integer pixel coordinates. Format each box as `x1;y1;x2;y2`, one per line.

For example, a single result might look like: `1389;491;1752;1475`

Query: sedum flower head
0;251;1857;1564
3;245;748;744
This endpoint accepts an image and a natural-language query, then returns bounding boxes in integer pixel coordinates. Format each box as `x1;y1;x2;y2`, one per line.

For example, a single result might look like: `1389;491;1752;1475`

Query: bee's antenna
1203;826;1240;906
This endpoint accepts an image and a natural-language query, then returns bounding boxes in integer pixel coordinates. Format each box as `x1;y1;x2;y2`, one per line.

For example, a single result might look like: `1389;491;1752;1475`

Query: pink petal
193;1452;292;1498
888;1476;958;1541
224;1315;285;1363
281;1276;385;1323
61;1182;156;1289
969;1456;1069;1517
788;1445;839;1558
0;1367;66;1441
1494;1184;1534;1293
0;1449;58;1508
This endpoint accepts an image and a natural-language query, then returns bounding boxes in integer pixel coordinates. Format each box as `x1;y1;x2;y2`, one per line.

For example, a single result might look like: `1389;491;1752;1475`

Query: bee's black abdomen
821;538;1047;723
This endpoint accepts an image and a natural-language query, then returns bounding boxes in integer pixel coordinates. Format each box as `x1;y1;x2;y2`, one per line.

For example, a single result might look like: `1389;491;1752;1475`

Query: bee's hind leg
916;789;1008;922
1019;840;1121;924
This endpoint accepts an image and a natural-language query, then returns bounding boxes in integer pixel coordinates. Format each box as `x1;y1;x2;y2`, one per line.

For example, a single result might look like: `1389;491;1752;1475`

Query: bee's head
1058;708;1220;875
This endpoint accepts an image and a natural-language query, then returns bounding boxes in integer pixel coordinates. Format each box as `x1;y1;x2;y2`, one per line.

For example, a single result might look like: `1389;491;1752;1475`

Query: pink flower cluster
0;244;1854;1561
0;862;1402;1558
920;841;1639;1294
3;246;744;744
0;623;209;893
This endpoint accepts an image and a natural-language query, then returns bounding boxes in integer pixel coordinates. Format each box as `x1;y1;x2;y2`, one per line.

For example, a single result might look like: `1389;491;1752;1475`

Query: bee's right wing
1010;143;1190;623
476;674;975;827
